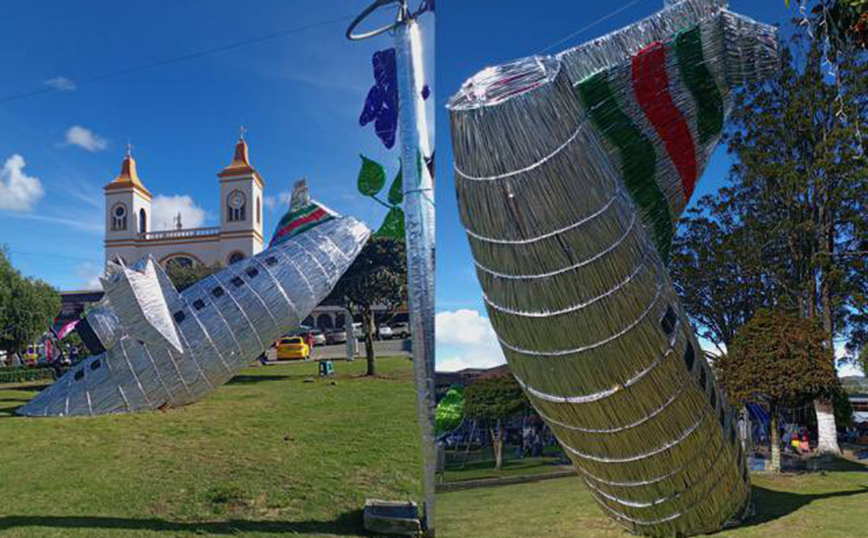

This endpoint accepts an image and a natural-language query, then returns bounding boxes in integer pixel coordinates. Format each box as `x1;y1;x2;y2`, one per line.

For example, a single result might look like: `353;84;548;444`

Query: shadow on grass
821;457;868;472
226;375;292;385
735;483;868;530
0;404;24;416
0;383;50;393
0;509;366;536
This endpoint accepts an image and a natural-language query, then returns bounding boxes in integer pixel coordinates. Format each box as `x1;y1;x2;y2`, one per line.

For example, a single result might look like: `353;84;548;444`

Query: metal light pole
348;1;435;533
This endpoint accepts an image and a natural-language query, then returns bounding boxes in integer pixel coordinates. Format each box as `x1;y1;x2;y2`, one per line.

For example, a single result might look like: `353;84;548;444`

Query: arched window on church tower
139;208;147;234
111;203;128;231
227;190;246;222
256;196;261;225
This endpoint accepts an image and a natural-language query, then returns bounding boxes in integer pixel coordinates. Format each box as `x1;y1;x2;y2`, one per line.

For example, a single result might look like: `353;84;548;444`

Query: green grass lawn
0;356;422;538
436;463;868;538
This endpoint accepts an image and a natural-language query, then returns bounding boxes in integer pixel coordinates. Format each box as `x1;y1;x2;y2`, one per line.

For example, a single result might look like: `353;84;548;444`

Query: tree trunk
492;420;504;471
769;409;781;473
813;398;841;455
364;309;376;376
815;223;842;456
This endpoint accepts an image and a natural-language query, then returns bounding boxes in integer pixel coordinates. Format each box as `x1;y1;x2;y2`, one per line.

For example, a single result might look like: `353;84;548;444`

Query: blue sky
0;0;433;290
432;0;861;373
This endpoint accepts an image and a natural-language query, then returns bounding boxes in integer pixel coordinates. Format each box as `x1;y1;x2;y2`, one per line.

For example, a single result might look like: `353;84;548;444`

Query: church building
104;136;264;268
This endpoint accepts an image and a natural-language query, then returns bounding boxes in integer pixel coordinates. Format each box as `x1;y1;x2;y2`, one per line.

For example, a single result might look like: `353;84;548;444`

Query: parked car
377;325;393;340
325;328;347;345
275;337;310;360
390;322;411;339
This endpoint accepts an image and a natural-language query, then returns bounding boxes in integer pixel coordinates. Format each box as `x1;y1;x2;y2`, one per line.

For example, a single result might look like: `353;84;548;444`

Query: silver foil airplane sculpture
18;181;370;417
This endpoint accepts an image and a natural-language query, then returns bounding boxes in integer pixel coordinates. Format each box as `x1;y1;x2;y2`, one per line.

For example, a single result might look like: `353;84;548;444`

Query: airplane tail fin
269;179;337;247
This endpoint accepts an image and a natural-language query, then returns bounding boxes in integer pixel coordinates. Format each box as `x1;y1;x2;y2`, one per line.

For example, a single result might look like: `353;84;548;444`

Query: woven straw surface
448;1;777;535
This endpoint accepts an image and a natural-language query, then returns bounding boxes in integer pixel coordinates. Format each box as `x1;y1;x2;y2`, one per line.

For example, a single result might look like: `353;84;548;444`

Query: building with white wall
104;136;264;268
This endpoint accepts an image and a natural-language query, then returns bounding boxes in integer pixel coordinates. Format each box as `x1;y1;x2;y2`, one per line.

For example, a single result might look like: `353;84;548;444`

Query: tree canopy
673;33;868;364
670;189;776;352
164;260;221;293
718;308;840;470
328;237;407;375
0;248;61;355
719;309;840;407
464;374;531;423
329;237;407;311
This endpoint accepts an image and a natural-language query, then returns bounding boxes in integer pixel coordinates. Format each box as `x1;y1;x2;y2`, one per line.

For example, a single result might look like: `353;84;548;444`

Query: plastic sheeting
18;201;370;417
448;1;777;535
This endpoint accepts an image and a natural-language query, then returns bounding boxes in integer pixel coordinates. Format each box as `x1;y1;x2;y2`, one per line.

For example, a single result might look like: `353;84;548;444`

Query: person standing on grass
521;423;531;458
306;332;315;351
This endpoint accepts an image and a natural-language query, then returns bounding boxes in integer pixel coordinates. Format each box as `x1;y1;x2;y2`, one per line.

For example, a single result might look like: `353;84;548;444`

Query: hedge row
0;367;56;384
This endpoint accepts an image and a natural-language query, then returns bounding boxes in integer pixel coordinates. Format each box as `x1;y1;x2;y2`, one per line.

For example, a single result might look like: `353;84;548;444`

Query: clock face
228;191;245;209
114;205;126;218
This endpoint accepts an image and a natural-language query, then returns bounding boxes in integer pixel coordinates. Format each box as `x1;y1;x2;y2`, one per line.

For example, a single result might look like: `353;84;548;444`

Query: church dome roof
105;146;151;198
218;134;263;186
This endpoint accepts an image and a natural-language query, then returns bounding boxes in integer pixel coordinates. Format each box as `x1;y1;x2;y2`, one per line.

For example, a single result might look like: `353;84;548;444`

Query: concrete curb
435;468;576;493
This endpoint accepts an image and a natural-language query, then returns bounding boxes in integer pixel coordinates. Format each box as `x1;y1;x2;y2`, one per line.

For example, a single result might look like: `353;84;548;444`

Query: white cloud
265;191;294;213
45;76;76;91
76;262;104;291
150;195;206;231
6;212;102;233
437;354;506;373
0;154;44;211
64;126;108;152
435;309;506;372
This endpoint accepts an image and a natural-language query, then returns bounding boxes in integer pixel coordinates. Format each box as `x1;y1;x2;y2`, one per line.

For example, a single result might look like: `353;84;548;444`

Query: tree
0;248;61;356
164;261;221;292
785;0;868;50
327;237;407;376
716;34;868;454
671;189;777;353
464;374;531;471
717;309;840;472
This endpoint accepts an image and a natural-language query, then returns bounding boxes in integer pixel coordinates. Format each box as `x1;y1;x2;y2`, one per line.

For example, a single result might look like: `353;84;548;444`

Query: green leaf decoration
357;155;386;196
388;166;403;205
376;207;405;240
435;385;465;437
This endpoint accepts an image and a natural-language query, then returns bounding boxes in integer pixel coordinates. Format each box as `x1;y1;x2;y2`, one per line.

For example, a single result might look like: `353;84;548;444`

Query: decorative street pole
348;1;436;533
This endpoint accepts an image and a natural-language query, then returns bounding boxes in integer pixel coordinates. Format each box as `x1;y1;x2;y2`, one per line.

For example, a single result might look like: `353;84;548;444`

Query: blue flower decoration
360;48;398;149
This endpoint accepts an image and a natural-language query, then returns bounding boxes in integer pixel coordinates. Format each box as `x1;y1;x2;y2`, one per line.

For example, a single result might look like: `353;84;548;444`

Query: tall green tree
327;237;407;376
671;189;778;353
164;260;221;292
718;309;840;472
0;248;61;356
785;0;868;50
712;35;867;454
464;374;531;471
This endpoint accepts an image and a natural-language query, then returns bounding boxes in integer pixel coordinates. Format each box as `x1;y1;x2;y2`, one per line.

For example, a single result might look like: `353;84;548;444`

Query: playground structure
17;181;370;417
448;0;779;535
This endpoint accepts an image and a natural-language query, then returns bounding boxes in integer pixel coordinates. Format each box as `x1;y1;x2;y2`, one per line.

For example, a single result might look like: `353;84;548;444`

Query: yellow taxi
275;336;310;361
